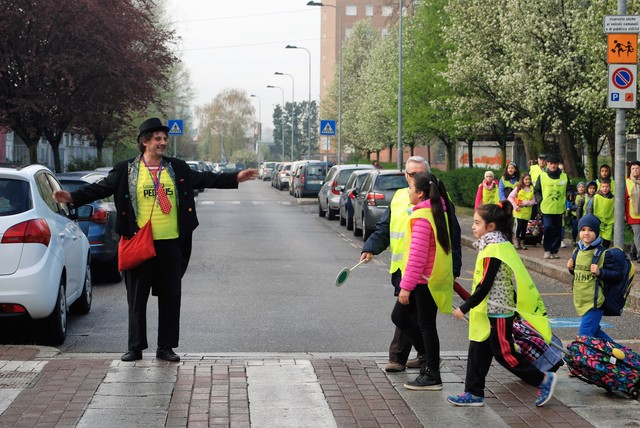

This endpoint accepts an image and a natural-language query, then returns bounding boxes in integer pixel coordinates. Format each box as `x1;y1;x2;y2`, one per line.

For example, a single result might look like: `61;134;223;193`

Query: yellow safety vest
469;242;551;342
513;188;534;220
529;165;542;186
539;171;568;214
389;188;411;274
592;194;614;241
626;179;640;220
402;207;453;314
480;184;499;205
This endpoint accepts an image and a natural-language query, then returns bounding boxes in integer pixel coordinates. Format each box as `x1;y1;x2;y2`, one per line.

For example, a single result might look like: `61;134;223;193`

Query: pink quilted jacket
399;199;447;292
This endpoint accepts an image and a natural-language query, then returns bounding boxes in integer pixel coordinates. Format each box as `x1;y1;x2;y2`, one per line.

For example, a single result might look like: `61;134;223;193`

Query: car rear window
375;175;408;191
0;179;31;216
337;169;360;184
306;165;328;177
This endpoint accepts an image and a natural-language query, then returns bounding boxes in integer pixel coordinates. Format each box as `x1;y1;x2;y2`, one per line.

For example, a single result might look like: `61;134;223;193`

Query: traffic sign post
608;64;637;109
168;119;183;157
604;15;640;33
320;120;336;136
607;33;637;63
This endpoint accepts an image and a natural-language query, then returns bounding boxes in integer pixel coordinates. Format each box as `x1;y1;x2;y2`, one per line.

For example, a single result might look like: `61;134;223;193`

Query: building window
382;6;393;17
381;27;389;36
345;27;353;38
366;5;374;16
346;4;357;16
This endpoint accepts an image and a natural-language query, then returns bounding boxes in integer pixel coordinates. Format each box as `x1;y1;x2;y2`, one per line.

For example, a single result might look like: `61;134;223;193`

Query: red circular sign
612;67;634;89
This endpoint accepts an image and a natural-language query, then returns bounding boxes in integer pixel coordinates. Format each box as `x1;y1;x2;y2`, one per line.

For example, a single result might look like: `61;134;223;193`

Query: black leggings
391;283;440;371
515;218;528;241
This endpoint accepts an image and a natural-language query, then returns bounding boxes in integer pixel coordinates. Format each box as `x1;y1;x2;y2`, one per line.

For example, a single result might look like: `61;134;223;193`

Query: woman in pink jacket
392;172;455;392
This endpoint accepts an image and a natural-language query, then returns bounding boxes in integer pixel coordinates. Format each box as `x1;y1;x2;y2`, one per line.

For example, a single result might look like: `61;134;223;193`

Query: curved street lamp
286;45;312;160
307;1;342;164
275;71;295;161
267;85;286;162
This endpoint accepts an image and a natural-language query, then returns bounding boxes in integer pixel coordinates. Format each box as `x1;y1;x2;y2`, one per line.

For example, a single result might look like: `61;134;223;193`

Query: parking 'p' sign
608;64;637;109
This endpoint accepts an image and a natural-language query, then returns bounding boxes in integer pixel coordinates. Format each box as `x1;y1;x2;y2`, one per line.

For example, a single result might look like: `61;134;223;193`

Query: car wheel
353;213;362;237
71;257;92;315
42;280;67;345
363;217;372;242
327;204;337;220
318;200;326;217
339;210;346;226
346;213;354;231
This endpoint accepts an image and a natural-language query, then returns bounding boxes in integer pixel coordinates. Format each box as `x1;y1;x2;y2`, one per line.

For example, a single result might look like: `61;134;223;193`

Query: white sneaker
561;241;567;248
544;252;551;259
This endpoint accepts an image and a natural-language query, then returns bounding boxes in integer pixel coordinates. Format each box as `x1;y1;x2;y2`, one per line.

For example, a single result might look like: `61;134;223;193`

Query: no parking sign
608;64;637;108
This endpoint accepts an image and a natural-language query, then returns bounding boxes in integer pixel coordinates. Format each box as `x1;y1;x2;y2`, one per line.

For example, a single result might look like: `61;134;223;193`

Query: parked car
274;162;292;190
318;164;376;220
259;162;276;180
57;171;121;283
353;170;408;241
288;161;309;195
0;164;92;345
338;169;372;230
292;161;333;198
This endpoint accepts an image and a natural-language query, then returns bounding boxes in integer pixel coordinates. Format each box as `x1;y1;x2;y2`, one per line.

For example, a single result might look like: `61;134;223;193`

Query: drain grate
0;371;43;389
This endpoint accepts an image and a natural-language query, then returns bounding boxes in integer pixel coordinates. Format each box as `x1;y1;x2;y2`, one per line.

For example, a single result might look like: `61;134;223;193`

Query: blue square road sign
168;119;183;135
320;120;336;136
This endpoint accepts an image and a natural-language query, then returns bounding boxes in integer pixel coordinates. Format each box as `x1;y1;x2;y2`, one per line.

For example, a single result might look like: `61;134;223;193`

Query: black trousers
515;218;528;241
464;316;545;397
124;238;182;351
391;283;440;371
388;270;425;363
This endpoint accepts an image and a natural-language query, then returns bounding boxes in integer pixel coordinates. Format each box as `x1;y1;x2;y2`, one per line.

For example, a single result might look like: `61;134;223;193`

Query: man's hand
53;190;73;204
237;169;258;182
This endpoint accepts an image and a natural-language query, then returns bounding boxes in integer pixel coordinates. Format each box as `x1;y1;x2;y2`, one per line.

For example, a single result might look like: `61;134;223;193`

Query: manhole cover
0;372;42;389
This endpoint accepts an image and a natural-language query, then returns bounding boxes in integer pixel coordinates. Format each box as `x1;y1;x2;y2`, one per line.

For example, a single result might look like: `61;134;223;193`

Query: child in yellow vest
586;179;614;247
474;171;499;210
449;202;556;407
566;214;616;341
508;173;536;250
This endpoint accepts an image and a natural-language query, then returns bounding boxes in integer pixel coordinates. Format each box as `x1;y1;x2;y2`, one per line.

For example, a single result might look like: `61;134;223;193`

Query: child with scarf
475;171;499;210
508;173;536;250
449;202;556;407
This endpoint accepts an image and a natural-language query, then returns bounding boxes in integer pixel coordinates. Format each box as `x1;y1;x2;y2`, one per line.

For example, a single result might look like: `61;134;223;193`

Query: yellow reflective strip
390;231;405;239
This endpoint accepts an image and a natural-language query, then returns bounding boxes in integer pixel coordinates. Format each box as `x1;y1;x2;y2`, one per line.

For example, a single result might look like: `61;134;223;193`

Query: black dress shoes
121;350;143;361
156;347;180;362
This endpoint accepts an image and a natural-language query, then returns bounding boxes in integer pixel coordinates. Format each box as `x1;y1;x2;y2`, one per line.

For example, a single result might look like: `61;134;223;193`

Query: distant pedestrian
625;161;640;261
507;173;536;250
449;202;556;408
528;153;547;187
54;118;258;362
499;162;519;200
372;160;383;169
475;171;499;210
597;164;615;195
534;154;568;259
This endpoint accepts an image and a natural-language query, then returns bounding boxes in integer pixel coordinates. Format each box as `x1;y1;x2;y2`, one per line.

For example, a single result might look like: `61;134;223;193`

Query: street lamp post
250;94;261;165
267;85;286;162
307;1;342;164
286;45;312;160
275;71;295;161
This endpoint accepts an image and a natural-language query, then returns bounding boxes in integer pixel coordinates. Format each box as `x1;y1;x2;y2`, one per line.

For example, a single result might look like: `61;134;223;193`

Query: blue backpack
571;245;636;316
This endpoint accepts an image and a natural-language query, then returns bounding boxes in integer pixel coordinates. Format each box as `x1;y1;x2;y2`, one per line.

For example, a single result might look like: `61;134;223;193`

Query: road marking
549;318;614;328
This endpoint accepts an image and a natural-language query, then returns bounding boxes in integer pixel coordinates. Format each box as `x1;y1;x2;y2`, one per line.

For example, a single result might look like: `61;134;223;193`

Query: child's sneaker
447;392;485;407
535;372;558;407
403;367;442;391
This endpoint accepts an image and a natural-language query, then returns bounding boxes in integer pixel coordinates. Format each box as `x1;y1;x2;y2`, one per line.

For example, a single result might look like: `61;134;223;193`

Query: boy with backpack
566;215;628;340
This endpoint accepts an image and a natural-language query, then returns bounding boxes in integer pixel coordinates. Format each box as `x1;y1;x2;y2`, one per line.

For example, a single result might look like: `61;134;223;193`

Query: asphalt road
3;179;639;353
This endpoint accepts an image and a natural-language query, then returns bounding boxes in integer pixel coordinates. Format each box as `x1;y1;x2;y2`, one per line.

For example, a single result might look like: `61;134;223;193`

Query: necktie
152;170;172;214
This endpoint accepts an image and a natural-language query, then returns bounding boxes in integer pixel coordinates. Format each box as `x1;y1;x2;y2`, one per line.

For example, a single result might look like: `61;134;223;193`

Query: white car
0;164;92;345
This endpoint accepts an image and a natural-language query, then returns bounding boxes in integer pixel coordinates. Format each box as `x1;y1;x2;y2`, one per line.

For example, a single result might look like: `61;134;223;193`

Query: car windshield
0;179;31;216
375;175;408;191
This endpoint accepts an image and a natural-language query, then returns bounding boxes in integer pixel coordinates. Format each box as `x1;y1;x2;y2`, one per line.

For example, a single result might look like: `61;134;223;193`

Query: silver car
317;164;375;220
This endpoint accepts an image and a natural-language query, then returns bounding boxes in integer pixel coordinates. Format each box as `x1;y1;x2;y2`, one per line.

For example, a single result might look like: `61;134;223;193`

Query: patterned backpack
513;319;564;372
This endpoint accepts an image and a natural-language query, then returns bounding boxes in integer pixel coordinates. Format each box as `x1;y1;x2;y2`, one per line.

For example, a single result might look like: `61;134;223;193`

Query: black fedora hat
138;118;170;140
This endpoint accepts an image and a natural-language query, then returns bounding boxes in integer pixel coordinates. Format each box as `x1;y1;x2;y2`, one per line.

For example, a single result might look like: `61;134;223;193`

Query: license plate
309;180;322;184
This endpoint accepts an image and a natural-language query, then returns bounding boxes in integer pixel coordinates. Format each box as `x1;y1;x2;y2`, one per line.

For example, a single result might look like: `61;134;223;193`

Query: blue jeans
542;214;562;253
579;307;612;341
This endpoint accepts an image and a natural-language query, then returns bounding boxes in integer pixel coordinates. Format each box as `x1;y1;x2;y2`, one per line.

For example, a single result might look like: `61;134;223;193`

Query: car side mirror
76;204;94;221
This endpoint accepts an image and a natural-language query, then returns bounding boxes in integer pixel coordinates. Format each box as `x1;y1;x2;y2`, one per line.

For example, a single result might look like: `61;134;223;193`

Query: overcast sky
167;0;322;133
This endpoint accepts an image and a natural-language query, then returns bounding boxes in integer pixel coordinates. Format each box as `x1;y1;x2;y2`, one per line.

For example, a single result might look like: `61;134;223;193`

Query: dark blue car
57;171;121;283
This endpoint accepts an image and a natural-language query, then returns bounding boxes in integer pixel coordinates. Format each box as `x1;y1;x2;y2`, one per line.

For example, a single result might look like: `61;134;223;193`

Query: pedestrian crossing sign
320;120;336;136
168;119;183;135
